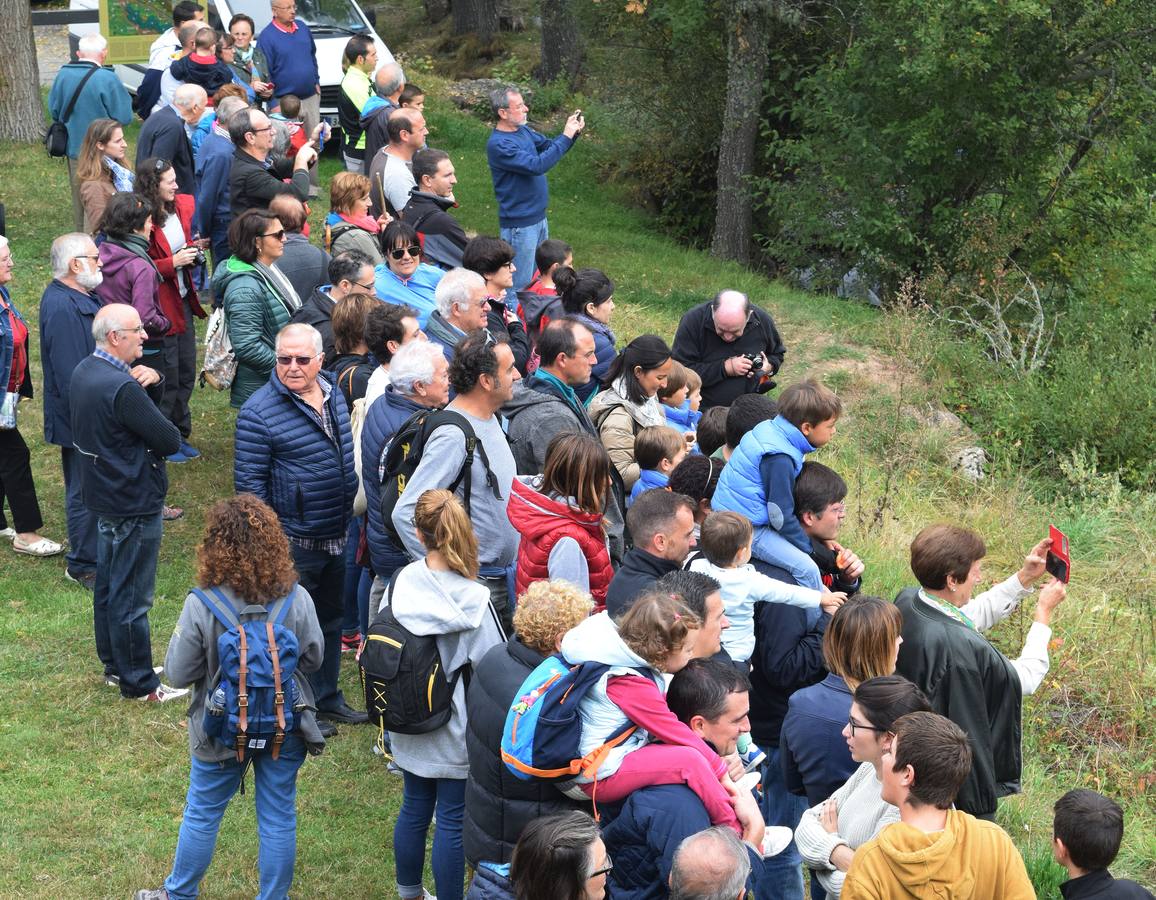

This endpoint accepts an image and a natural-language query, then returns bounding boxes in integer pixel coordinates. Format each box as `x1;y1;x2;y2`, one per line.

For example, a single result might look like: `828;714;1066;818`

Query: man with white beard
39;233;162;591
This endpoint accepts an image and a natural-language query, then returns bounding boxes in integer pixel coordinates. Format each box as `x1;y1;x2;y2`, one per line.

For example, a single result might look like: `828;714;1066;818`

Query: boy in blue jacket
628;426;687;507
711;380;842;590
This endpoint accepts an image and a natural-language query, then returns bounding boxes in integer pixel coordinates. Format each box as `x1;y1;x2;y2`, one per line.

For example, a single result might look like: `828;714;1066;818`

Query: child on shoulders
628;425;687;507
270;94;307;158
689;511;846;665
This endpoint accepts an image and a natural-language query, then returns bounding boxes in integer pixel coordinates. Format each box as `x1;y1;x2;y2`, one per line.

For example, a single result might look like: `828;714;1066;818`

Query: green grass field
0;85;1153;897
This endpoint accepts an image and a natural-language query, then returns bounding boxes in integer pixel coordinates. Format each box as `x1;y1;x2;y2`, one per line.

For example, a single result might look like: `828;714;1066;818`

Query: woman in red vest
509;433;615;613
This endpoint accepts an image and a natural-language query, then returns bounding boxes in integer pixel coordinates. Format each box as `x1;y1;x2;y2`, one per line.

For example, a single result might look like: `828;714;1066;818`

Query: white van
69;0;393;117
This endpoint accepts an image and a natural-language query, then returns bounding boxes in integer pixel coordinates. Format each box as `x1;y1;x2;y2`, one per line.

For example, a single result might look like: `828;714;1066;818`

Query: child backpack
359;571;463;737
195;586;303;761
501;655;647;782
199;306;237;391
377;408;502;547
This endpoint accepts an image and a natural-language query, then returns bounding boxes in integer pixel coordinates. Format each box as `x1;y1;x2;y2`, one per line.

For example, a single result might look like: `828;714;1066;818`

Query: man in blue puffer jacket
711;380;843;591
234;323;363;727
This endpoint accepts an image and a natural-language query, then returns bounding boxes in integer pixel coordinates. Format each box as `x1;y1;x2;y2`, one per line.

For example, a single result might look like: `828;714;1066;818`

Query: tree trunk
0;0;44;143
711;0;772;265
452;0;501;42
536;0;584;86
425;0;451;25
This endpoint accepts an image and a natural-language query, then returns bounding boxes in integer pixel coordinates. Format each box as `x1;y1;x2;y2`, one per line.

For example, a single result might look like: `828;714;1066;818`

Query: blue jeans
501;218;549;293
395;770;466;900
756;747;808;900
94;511;163;697
341;516;372;637
164;735;307;899
290;543;346;711
61;446;97;574
752;526;822;590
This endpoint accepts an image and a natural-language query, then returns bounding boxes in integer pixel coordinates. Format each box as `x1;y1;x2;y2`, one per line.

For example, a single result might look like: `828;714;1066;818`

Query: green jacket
213;258;295;407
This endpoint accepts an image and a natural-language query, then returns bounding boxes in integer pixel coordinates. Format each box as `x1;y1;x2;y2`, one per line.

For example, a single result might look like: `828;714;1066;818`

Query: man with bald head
71;304;186;702
672;290;786;409
137;82;207;202
669;827;755;900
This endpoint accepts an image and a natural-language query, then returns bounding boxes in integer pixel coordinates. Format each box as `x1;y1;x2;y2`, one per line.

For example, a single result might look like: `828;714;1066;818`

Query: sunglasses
388;244;422;261
262;230;287;241
275;353;319;367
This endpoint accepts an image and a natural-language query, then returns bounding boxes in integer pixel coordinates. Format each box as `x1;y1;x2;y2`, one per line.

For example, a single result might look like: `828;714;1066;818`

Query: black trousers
0;426;44;533
160;312;197;440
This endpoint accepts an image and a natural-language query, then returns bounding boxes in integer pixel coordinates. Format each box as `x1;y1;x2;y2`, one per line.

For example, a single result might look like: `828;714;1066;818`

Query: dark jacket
234;371;356;542
136;105;196;198
1061;871;1156;900
465;866;515;900
194;130;234;238
748;558;830;748
290;287;337;363
168;54;233;96
671;299;786;409
38;281;101;447
605;548;682;618
274;233;330;306
70;353;181;516
574;312;617;403
331;352;375;405
400;190;468;271
464;637;581;866
894;587;1024;817
780;672;856;806
486;302;531;376
229;148;310;215
501;376;597;475
360;97;398;171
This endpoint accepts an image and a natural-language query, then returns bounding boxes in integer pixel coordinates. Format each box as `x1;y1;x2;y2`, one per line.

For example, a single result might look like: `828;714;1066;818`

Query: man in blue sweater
194;96;248;272
486;86;584;292
258;0;322;195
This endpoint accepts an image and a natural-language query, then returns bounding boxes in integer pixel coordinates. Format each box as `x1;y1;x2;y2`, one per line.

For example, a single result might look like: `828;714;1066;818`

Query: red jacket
508;477;613;611
146;194;206;335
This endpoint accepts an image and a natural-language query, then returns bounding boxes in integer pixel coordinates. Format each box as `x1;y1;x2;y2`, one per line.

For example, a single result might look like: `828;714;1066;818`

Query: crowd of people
0;5;1146;898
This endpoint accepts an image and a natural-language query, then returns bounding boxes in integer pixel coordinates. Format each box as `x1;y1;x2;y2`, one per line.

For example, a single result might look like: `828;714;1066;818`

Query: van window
226;0;369;33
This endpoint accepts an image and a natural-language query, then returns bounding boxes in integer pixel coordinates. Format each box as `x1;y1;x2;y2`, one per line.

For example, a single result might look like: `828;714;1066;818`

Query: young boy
399;82;425;112
628;426;686;507
696;406;729;459
169;27;234;97
1053;789;1156;899
711;379;841;590
689;511;843;665
271;94;307;157
526;238;573;297
659;361;703;451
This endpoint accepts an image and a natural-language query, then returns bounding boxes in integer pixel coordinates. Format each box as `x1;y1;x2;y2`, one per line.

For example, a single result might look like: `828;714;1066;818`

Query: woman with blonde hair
76;118;133;233
136;494;325;900
326;170;390;264
387;489;507;900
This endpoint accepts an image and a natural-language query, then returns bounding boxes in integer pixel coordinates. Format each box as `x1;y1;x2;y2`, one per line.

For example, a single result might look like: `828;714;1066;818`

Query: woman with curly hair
138;494;325;900
464;580;595;878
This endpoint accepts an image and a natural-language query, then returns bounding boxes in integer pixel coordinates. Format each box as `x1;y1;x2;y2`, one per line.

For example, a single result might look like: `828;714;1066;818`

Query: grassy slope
0;89;1152;897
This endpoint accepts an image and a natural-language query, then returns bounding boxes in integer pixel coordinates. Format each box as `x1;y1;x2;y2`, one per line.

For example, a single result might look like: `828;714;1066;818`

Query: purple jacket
96;242;169;340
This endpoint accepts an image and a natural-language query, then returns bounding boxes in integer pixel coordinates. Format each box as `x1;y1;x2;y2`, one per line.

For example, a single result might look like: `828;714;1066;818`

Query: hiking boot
105;666;164;688
134;889;169;900
317;700;369;725
132;683;190;703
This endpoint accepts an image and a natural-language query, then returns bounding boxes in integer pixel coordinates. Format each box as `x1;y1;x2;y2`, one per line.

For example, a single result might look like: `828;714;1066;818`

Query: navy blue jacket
234;371;356;542
465;866;515;900
780;672;856;806
38;280;101;447
362;386;429;573
605;547;682;619
194;130;234;237
136;105;195;198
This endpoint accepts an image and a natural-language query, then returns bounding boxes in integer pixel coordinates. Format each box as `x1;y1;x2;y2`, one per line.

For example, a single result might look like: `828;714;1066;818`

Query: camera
742;352;764;371
193;248;206;267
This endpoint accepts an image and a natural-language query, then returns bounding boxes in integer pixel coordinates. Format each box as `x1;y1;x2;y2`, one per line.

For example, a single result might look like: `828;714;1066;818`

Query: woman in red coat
136;157;207;461
508;432;615;612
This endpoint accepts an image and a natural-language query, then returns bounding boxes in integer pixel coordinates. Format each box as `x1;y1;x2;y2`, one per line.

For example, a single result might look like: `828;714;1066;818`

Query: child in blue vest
710;379;842;590
628;425;687;507
559;591;742;834
660;361;703;444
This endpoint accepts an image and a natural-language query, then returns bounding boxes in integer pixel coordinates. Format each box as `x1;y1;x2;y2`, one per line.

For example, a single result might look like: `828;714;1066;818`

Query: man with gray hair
48;32;132;228
362;62;406;165
486;86;584;291
70;304;185;701
292;251;376;364
670;827;753;900
671;290;786;409
425;267;488;361
234;323;364;731
229;106;320;215
136;82;207;202
194;94;249;270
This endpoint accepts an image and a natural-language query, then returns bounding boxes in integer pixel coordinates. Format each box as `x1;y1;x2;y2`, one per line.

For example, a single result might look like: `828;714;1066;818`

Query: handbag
0;392;18;430
45;65;100;158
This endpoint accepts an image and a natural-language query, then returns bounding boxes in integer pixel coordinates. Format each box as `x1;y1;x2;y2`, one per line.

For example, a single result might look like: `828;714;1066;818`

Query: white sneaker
762;826;794;858
134;683;190;703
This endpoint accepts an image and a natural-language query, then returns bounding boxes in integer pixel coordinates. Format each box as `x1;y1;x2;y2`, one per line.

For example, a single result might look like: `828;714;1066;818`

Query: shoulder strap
340;365;358;397
268;585;298;626
193;587;242;630
61;65;101;124
431;411;503;509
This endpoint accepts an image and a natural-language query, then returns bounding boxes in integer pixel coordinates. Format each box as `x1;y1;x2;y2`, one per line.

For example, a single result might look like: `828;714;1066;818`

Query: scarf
338;211;380;233
254;260;302;313
104;156;135;193
610;376;667;428
106;234;160;279
235;44;254;67
532;367;590;412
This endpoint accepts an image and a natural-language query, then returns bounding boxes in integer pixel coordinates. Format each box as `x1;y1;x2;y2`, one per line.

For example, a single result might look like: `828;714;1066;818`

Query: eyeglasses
249;126;272;134
275;353;320;367
500;260;515;270
261;230;287;241
73;255;101;262
847;716;887;737
388;245;422;261
354;279;376;291
112;326;148;336
589;855;614;879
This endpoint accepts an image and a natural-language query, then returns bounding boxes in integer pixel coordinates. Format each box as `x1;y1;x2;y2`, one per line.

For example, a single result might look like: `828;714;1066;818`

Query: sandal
12;536;64;557
0;527;15;540
162;505;184;521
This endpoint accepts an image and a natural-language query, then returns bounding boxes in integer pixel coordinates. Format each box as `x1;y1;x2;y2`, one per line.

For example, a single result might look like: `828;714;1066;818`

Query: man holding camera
673;290;786;409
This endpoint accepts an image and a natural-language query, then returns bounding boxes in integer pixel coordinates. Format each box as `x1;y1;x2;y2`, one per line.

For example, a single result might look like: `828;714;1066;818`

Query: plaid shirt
287;378;346;557
93;347;131;375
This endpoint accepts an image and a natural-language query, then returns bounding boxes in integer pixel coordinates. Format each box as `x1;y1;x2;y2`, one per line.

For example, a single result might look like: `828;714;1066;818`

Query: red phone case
1047;524;1071;583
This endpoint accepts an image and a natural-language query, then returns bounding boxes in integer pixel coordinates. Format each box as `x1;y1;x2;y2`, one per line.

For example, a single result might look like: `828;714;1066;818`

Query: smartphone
1046;524;1071;583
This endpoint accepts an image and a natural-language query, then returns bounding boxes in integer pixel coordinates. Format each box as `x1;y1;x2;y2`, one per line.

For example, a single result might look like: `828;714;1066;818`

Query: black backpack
45;65;99;158
359;571;468;736
378;408;502;548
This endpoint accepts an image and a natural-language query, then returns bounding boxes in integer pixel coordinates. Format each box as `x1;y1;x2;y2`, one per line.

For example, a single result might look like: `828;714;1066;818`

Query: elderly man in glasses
228;105;321;215
672;290;787;409
234;322;365;734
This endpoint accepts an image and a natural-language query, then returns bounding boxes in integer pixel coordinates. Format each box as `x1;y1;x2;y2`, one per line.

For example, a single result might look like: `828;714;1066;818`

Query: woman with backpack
386;488;506;900
134;494;325;900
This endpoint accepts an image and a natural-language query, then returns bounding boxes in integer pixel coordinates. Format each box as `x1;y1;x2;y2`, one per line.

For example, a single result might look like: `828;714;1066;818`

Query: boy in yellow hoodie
842;712;1036;900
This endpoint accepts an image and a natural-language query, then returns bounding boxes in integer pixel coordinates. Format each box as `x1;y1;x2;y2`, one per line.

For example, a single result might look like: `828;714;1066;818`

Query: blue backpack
194;587;303;761
501;655;646;782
